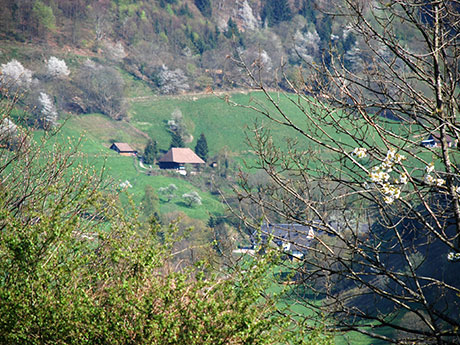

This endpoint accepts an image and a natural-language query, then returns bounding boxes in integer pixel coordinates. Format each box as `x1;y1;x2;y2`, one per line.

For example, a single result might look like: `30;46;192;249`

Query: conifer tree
194;0;212;18
261;0;292;27
194;133;208;162
170;131;184;148
143;140;158;165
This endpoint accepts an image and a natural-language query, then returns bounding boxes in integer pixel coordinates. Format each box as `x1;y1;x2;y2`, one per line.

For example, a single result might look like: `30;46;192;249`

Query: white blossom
382;185;401;204
158;65;189;94
370;169;390;183
425;163;435;174
386;148;396;161
47;56;70;78
259;50;272;71
381;183;391;194
1;59;33;90
384;195;395;204
447;252;460;261
293;29;320;63
352;147;367;158
237;0;259;30
119;180;132;189
399;174;408;185
38;92;58;128
436;178;445;187
0;117;17;136
424;174;435;184
103;41;126;61
394;153;406;164
182;191;202;206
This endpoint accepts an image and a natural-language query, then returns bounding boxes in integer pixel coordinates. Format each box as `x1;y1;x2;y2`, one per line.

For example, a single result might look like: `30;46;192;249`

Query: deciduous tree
37;91;58;129
0;59;33;93
182;191;202;207
47;56;70;78
231;1;460;343
74;60;126;120
141;185;160;221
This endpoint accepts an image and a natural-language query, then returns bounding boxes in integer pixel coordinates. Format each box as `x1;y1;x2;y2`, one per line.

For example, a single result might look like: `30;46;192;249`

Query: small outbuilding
158;147;205;169
110;142;137;156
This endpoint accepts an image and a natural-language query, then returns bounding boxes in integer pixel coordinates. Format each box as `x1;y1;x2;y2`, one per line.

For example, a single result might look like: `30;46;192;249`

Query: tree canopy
261;0;292;27
143;139;158;165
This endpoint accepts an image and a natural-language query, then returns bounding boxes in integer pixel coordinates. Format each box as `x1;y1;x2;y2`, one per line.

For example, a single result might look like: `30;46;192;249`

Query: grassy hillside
39;114;225;222
41;83;435;225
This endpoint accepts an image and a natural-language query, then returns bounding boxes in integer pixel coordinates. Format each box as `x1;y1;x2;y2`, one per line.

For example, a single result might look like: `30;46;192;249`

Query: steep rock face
235;0;260;31
214;0;261;31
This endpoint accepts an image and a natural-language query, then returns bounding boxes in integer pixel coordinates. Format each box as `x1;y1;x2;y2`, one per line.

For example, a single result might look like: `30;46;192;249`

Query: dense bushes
73;61;127;120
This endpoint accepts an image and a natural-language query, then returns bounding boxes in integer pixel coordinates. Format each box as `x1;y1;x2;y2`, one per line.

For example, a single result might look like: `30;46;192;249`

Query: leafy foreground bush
0;97;331;344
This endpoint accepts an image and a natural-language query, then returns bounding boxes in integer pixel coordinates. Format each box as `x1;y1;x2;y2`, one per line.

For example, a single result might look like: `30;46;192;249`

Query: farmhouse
251;221;368;259
420;133;457;148
158;147;205;170
252;223;317;259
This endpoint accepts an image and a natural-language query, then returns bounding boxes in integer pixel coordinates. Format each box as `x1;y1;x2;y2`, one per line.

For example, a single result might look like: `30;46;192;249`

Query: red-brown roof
158;148;205;164
111;142;136;152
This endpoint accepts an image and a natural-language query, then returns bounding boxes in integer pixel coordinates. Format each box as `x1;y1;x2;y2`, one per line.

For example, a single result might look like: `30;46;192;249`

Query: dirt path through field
126;88;265;103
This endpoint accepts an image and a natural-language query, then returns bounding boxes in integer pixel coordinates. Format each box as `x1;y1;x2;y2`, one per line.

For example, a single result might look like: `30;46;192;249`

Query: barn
110;142;137;156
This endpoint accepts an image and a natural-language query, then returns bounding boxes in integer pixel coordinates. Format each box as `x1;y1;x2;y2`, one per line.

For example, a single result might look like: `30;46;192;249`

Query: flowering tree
182;191;202;207
38;92;58;129
47;56;70;78
0;59;33;93
157;64;190;94
231;1;460;343
159;183;178;202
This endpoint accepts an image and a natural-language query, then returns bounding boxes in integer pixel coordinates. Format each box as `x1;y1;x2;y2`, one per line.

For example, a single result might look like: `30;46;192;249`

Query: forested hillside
0;0;355;115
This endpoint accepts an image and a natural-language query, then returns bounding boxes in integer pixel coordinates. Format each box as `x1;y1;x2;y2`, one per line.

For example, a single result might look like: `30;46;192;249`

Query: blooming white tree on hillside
0;59;33;92
47;56;70;78
157;65;190;94
38;92;57;129
182;191;202;207
293;29;320;63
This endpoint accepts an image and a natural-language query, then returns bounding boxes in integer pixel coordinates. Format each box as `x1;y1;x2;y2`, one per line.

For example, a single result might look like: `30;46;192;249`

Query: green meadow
28;82;447;224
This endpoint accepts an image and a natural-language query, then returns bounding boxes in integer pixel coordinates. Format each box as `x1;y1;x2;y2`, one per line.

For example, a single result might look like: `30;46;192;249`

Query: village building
420;133;458;148
251;221;369;260
110;142;137;156
252;223;317;259
158;147;205;170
